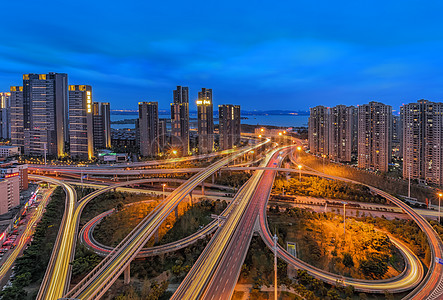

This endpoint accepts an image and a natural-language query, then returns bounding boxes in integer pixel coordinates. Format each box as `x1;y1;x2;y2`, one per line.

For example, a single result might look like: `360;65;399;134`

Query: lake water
111;113;309;129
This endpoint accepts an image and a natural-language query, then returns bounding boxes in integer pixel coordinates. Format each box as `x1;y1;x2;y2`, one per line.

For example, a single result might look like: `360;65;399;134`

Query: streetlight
438;193;442;223
297;146;301;151
298;165;302;181
342;202;347;237
172;150;178;156
162;184;166;201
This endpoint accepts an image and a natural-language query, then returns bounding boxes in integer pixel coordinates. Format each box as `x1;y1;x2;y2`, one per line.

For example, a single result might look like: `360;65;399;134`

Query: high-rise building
218;104;241;150
20;73;68;157
10;86;23;152
138;102;159;157
171;86;190;154
328;105;356;162
0;93;10;139
92;102;111;149
392;114;402;158
402;100;443;185
197;88;214;154
308;106;329;157
158;119;167;153
357;102;392;172
69;85;94;160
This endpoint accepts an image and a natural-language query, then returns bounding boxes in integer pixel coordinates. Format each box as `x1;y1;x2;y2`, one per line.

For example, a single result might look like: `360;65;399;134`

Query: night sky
1;1;443;112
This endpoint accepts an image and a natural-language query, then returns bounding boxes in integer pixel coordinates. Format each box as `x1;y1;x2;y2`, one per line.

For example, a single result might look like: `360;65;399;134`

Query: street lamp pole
438;193;442;224
342;202;348;240
273;233;278;300
162;184;166;201
298;165;302;181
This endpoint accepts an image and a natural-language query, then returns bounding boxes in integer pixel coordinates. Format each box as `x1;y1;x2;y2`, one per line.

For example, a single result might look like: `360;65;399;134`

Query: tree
343;252;354;268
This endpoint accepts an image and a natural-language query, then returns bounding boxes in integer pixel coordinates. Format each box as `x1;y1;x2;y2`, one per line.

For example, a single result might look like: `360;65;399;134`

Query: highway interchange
6;140;443;299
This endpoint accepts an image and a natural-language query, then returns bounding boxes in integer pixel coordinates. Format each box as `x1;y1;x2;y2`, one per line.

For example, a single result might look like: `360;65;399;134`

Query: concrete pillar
212;173;215;184
175;206;179;219
189;191;193;206
124;264;130;284
201;182;205;196
154;229;159;243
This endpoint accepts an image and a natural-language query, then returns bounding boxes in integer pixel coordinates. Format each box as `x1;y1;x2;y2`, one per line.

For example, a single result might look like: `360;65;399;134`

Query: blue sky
1;1;443;112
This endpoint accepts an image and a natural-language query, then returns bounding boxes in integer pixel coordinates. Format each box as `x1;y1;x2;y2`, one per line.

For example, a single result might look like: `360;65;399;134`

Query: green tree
343;252;354;268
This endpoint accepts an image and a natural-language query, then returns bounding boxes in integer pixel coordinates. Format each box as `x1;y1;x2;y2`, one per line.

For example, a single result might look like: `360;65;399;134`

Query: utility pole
81;170;84;192
273;233;278;300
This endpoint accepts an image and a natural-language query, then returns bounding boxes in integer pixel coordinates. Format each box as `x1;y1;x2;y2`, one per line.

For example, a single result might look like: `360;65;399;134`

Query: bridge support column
189;191;193;206
212;173;215;184
154;229;159;243
175;206;179;219
201;182;205;196
124;264;130;284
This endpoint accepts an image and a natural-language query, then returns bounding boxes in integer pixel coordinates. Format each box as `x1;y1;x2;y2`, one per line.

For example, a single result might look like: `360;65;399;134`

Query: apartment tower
402;100;443;185
308;105;329;157
218;104;241;150
20;73;68;157
197;88;214;154
171;86;190;155
328;105;356;162
138;102;159;157
357;102;392;172
69;85;94;160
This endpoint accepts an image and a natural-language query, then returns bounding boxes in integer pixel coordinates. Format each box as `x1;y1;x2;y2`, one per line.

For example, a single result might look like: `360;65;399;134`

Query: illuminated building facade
20;73;68;157
10;86;24;152
69;85;94;160
92;102;111;149
357;101;392;172
171;86;190;154
218;104;241;150
308;105;329;157
0;93;10;139
197;88;214;154
402;100;443;185
138;102;159;157
328;105;356;162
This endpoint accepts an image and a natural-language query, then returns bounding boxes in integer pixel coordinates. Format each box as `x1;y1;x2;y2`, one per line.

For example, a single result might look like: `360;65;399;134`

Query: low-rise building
0;146;20;158
0;175;19;215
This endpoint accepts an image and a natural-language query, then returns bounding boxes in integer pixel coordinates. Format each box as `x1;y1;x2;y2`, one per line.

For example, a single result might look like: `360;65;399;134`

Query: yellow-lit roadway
64;140;269;300
171;148;283;299
0;187;55;282
33;175;77;300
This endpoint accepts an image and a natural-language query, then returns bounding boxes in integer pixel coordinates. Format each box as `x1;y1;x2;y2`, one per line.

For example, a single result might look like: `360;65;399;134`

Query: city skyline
2;1;443;111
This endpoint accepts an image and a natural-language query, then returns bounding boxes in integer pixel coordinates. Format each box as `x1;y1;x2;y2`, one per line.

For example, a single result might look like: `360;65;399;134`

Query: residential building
158;119;167;153
0;92;10;139
328;105;356;162
0;175;19;215
171;86;190;154
92;102;111;149
138;102;159;157
69;85;94;160
21;73;68;157
10;86;23;152
402;100;443;185
218;104;241;150
392;114;402;158
308;106;329;157
197;88;214;154
357;102;392;172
